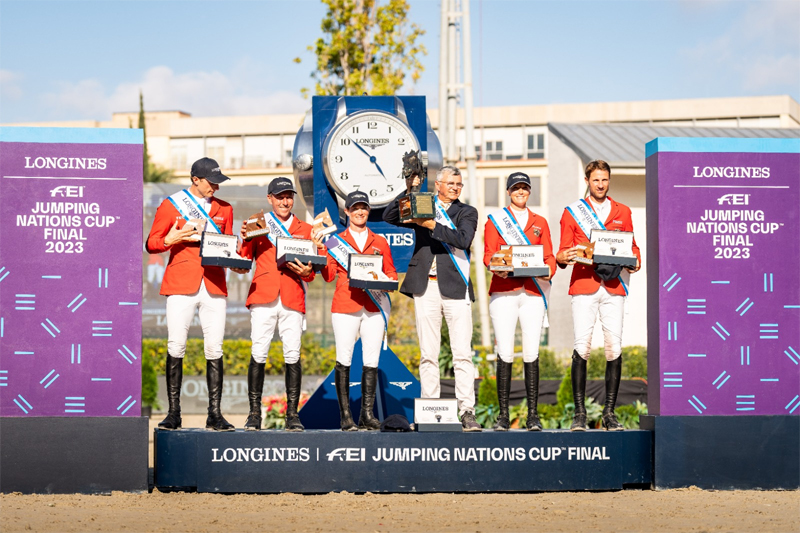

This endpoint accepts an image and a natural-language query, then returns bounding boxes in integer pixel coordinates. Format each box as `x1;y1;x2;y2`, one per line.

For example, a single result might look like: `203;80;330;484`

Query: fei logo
50;185;85;198
717;194;749;205
326;448;366;461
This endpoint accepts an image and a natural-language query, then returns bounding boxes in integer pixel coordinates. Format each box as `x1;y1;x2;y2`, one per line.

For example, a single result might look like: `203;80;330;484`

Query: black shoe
603;356;623;431
570;351;588;432
244;357;265;431
493;416;510;431
205;358;234;432
524;359;542;431
284;362;305;432
461;412;482;432
492;360;512;431
335;362;358;431
358;366;382;431
158;355;182;430
602;411;624;431
571;413;588;432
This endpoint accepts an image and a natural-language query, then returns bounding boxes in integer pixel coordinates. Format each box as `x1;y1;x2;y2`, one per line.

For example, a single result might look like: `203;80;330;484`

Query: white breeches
331;309;386;368
166;281;226;360
250;298;304;365
571;288;625;361
414;280;475;415
489;289;546;363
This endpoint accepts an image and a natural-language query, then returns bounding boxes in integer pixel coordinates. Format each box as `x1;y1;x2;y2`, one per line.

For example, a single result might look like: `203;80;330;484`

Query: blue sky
1;0;798;123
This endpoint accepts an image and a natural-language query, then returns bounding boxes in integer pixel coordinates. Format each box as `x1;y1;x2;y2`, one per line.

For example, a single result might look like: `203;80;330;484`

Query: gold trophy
245;210;269;239
489;247;514;272
574;241;595;265
312;208;337;238
398;150;435;222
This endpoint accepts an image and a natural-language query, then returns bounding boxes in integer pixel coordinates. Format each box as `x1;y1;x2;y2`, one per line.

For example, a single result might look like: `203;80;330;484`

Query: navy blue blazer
383;193;477;301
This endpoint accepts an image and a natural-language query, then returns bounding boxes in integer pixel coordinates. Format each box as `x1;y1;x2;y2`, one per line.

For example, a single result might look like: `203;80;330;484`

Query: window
170;145;187;170
527;134;545;159
206;146;225;165
484;177;499;207
282;150;293;167
475;145;482;161
485;141;503;160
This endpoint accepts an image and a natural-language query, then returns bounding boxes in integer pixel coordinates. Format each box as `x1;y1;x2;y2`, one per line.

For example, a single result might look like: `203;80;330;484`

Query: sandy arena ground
1;416;797;533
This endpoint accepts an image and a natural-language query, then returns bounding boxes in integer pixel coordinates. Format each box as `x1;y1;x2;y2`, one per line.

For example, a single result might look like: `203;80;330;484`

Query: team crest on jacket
371;246;382;255
532;226;542;237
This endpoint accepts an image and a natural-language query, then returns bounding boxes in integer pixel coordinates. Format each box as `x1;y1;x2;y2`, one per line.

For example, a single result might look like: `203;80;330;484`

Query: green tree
137;91;172;183
297;0;427;97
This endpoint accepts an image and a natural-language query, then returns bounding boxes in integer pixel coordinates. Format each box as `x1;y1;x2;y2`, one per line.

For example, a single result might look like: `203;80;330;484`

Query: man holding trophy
145;157;236;432
384;162;482;432
238;177;322;432
318;191;398;431
556;160;641;431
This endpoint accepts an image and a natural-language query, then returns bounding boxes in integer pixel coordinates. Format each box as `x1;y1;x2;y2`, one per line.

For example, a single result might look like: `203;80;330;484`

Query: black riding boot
284;362;305;432
492;360;512;431
157;355;183;430
335;362;358;431
244;357;265;431
206;358;234;431
524;359;542;431
358;366;382;430
602;356;624;431
570;351;588;431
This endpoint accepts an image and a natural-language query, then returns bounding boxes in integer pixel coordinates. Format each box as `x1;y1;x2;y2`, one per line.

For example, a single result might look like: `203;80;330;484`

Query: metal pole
438;0;449;169
460;0;490;348
446;2;458;166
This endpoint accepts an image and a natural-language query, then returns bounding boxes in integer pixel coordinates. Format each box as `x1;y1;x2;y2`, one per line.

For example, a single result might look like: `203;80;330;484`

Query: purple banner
0;128;143;417
646;138;800;416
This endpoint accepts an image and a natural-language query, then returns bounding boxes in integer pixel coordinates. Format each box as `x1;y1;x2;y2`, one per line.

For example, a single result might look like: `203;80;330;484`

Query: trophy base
277;253;328;271
593;254;637;267
489;266;514;273
511;266;550;278
574;257;594;266
348;279;399;292
399;192;436;222
245;229;269;240
201;256;252;270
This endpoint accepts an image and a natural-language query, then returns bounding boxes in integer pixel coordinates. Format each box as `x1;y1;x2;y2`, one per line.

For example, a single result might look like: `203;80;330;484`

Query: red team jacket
146;197;234;297
557;196;641;296
483;208;556;296
239;215;316;314
320;228;398;314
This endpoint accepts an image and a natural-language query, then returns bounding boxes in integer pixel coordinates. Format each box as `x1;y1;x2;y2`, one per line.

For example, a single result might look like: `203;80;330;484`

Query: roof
547;123;800;168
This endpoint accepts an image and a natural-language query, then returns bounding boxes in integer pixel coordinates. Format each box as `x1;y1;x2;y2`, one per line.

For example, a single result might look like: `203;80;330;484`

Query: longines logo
211;447;311;462
355;138;390;149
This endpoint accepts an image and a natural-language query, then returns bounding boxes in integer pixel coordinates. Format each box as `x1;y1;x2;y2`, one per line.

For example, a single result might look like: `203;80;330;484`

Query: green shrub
555;374;572;409
586;346;647;378
477;377;498;407
141;355;160;409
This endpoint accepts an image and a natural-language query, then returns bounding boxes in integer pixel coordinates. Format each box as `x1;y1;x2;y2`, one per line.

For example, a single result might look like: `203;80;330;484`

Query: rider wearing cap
318;191;398;431
239;177;322;432
145;157;236;432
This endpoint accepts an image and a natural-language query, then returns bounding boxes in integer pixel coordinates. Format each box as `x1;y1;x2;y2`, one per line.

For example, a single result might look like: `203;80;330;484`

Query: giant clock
293;96;442;272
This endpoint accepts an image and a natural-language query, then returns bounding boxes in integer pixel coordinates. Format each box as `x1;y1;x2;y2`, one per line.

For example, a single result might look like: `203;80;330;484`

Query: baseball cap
345;191;370;210
507;172;531;190
191;157;230;184
268;177;297;196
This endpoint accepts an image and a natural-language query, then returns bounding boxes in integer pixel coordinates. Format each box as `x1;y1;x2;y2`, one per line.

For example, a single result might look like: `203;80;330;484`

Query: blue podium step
155;428;653;493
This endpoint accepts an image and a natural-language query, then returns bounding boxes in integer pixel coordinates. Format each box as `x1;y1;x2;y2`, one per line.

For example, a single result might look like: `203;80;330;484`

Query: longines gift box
590;229;637;267
414;398;462;432
503;244;550;277
275;236;327;271
199;232;252;270
347;253;398;291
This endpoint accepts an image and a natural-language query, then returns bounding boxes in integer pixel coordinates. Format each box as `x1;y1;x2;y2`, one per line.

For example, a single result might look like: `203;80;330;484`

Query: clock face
323;111;421;208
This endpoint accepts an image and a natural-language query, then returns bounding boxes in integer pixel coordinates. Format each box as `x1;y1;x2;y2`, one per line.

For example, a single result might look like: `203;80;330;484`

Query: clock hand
347;136;387;180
